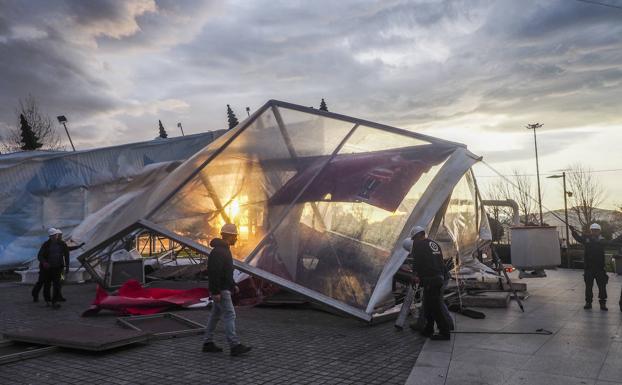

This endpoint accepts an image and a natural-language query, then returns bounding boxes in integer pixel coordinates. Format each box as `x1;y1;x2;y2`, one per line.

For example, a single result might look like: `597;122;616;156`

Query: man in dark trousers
409;225;451;340
202;224;252;356
32;228;83;303
37;228;81;308
572;223;608;311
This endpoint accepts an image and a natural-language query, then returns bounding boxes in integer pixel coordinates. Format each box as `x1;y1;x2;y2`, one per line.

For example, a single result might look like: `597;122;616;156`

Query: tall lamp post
547;172;573;266
177;122;185;136
56;115;76;151
526;123;544;225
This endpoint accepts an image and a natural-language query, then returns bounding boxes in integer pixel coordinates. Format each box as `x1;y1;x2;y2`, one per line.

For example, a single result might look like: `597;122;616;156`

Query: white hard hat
47;228;62;236
590;223;601;230
221;223;238;235
409;225;426;238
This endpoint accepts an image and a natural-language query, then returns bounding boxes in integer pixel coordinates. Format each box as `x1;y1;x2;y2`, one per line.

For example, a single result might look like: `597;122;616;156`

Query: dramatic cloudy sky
1;0;621;210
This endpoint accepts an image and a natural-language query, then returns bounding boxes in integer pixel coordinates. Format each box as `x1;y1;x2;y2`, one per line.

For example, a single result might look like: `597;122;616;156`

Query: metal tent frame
77;99;487;322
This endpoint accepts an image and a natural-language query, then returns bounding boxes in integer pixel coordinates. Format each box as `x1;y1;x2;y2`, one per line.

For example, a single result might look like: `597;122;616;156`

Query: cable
575;0;622;10
451;329;553;335
481;160;569;225
476;168;622;178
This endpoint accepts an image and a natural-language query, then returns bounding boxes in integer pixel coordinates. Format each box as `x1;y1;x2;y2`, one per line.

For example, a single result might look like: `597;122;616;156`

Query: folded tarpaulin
82;279;209;316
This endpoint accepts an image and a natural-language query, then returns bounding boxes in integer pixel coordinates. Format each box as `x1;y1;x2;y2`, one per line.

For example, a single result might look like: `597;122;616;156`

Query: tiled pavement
0;280;424;385
406;269;622;385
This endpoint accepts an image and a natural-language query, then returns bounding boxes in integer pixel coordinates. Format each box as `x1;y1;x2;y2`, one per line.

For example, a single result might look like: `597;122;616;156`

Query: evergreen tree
158;120;168;138
19;114;42;150
319;98;328;112
227;104;239;130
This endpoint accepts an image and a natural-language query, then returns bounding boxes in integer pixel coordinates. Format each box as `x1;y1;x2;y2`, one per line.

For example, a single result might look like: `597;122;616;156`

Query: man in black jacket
202;224;251;356
572;223;608;310
37;228;83;308
32;228;83;303
409;225;450;341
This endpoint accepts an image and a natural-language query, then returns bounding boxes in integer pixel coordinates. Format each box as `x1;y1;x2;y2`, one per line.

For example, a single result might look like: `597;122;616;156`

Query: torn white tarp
0;131;224;270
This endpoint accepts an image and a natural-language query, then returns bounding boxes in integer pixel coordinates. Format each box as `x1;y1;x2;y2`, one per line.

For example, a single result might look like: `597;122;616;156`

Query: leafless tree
483;170;537;224
566;163;605;231
0;95;64;153
483;179;513;224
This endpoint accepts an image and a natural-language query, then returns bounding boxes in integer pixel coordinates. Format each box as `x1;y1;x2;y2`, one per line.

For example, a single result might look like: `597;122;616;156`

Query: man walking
202;224;252;356
32;228;83;303
572;223;608;311
409;225;451;341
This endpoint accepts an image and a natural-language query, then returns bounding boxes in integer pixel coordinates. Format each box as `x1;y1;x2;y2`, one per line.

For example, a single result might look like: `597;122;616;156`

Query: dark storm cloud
0;0;216;145
1;0;621;150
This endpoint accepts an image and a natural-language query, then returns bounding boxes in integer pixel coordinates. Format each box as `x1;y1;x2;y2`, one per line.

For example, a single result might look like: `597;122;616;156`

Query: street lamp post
56;115;76;151
527;123;544;225
548;172;572;267
177;122;185;136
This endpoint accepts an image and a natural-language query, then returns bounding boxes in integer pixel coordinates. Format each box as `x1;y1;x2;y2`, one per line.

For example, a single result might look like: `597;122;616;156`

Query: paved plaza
3;269;621;384
407;269;622;385
0;280;424;385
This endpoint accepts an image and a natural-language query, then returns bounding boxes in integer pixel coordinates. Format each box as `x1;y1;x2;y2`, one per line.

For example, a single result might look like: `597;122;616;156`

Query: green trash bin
613;255;622;275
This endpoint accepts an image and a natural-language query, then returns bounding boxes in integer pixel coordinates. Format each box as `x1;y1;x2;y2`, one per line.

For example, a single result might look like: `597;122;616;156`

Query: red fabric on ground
82;279;209;316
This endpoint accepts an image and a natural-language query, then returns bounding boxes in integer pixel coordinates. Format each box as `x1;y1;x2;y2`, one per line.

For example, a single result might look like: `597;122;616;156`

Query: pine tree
227;104;239;130
319;98;328;112
19;114;42;150
158;120;168;138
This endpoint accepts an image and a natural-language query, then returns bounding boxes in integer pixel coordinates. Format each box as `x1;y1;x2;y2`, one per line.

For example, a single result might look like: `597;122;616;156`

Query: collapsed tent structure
0;132;223;270
77;100;492;322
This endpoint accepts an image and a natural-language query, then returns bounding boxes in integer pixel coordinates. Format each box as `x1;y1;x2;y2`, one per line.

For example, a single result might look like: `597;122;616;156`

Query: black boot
584;302;592;310
430;333;451;341
230;344;252;356
600;302;608;311
202;342;223;353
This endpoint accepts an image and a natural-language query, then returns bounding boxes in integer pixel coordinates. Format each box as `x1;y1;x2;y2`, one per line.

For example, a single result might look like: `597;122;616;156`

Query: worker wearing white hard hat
409;225;426;239
35;227;84;307
570;223;608;311
203;224;251;356
220;223;238;235
48;227;62;237
408;224;451;340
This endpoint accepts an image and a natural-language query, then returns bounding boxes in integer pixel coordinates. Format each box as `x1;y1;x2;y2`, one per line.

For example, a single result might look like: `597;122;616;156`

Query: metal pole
529;124;544;225
62;122;76;151
563;172;570;260
177;123;185;136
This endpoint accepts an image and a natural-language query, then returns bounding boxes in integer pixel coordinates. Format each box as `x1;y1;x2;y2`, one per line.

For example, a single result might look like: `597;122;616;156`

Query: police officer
571;223;608;310
409;225;450;340
202;224;252;356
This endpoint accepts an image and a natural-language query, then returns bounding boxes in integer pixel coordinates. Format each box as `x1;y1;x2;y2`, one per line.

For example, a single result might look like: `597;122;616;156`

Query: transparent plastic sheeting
75;100;485;319
434;171;491;263
0;132;223;270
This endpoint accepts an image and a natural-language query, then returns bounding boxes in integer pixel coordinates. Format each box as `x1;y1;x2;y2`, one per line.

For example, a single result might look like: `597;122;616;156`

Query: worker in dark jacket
37;228;81;308
572;223;608;310
409;225;450;340
202;224;251;357
32;228;83;303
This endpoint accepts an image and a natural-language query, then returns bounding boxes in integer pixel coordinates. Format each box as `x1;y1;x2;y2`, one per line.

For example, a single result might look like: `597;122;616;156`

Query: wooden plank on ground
3;323;150;351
